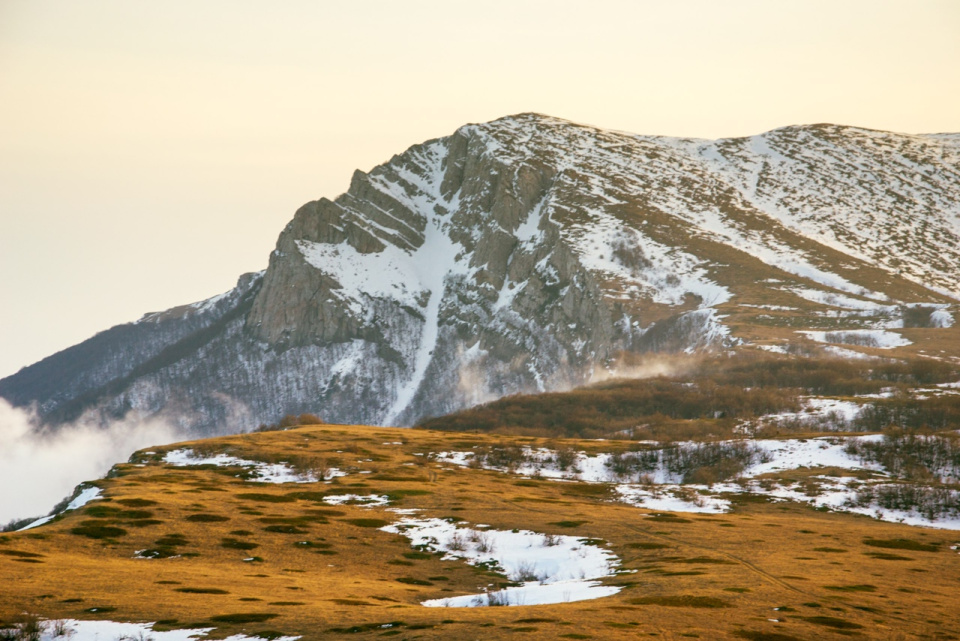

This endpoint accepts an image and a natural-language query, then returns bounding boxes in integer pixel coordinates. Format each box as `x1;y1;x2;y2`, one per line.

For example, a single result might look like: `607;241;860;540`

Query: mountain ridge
2;114;958;432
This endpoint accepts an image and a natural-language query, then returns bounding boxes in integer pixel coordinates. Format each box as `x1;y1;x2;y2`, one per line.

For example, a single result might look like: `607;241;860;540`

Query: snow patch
732;477;960;530
616;486;730;513
799;329;911;349
19;486;102;531
763;397;866;429
682;209;885;300
788;287;893;311
296;240;425;313
756;344;789;354
930;309;955;328
162;449;342;483
382;517;621;607
24;619;300;641
323;494;390;507
565;209;731;308
823;345;877;360
745;436;884;475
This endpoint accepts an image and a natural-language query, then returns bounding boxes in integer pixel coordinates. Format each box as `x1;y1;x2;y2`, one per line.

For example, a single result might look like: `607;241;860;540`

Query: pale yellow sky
1;0;958;377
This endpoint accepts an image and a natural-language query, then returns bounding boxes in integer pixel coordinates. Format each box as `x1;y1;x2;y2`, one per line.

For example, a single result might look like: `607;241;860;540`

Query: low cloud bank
0;399;190;527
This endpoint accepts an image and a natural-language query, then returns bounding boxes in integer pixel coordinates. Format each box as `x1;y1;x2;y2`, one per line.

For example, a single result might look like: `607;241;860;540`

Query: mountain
2;114;958;432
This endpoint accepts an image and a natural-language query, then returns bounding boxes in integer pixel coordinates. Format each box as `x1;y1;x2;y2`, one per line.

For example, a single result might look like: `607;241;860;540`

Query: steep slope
2;114;958;432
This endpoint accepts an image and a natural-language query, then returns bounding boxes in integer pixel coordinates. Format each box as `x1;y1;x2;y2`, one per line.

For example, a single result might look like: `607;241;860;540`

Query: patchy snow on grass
436;448;621;483
323;494;390;507
437;435;887;515
432;435;960;528
756;343;790;354
438;435;883;487
741;304;798;311
444;442;960;530
19;486;102;531
433;450;472;467
26;619;301;641
434;443;960;528
799;329;911;349
745;435;884;476
763;397;866;429
823;345;877;360
382;517;621;607
734;477;960;530
912;387;960;400
435;430;960;530
162;449;343;483
681;207;884;301
788;287;893;311
856;388;897;399
615;485;730;513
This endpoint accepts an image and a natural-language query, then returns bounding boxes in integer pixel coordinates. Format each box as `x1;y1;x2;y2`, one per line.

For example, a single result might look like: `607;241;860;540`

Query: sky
1;0;958;378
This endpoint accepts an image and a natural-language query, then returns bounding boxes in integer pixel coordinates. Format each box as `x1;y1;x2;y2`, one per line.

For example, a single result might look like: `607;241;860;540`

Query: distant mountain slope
2;114;957;432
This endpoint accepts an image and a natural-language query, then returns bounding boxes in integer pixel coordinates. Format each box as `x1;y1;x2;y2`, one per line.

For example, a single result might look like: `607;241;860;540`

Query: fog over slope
0;399;189;526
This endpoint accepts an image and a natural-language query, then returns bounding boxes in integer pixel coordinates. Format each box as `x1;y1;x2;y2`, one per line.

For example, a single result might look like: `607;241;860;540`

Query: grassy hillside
2;423;959;640
417;354;960;440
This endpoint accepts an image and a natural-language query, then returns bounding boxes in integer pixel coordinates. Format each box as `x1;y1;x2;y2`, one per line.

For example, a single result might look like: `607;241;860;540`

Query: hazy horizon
2;0;959;378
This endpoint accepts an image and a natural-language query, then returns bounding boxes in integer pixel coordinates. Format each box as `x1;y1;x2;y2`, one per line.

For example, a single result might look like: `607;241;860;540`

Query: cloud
0;399;190;527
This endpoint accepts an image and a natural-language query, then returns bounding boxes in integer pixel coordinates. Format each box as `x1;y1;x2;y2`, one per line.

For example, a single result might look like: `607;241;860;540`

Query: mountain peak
2;116;958;432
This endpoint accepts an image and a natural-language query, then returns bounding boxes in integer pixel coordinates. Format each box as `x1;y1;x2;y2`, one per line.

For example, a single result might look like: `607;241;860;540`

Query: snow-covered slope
2;114;957;432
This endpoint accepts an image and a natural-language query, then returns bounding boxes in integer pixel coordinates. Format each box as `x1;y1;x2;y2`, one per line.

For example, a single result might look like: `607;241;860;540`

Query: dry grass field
2;423;959;640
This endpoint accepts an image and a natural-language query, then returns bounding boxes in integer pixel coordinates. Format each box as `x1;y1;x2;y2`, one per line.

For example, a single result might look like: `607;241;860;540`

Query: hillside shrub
848;484;960;521
844;431;960;480
417;355;960;439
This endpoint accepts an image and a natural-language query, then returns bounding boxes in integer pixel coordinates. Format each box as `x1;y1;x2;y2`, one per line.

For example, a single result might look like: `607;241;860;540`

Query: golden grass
1;424;959;640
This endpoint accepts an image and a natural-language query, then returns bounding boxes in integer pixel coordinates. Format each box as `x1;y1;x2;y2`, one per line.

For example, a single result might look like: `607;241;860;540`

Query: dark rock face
2;114;957;433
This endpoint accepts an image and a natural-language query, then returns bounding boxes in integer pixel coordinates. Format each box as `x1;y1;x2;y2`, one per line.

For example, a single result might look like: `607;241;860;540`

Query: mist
590;354;699;384
0;399;191;527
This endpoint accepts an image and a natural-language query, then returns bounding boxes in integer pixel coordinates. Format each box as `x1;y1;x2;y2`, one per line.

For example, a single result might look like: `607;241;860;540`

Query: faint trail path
617;521;810;596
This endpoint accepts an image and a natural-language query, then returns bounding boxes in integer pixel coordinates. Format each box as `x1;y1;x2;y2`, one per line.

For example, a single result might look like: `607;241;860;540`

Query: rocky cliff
2;114;958;432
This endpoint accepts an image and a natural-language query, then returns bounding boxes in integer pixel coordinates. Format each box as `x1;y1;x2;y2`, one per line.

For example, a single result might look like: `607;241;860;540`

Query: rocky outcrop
2;114;957;433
